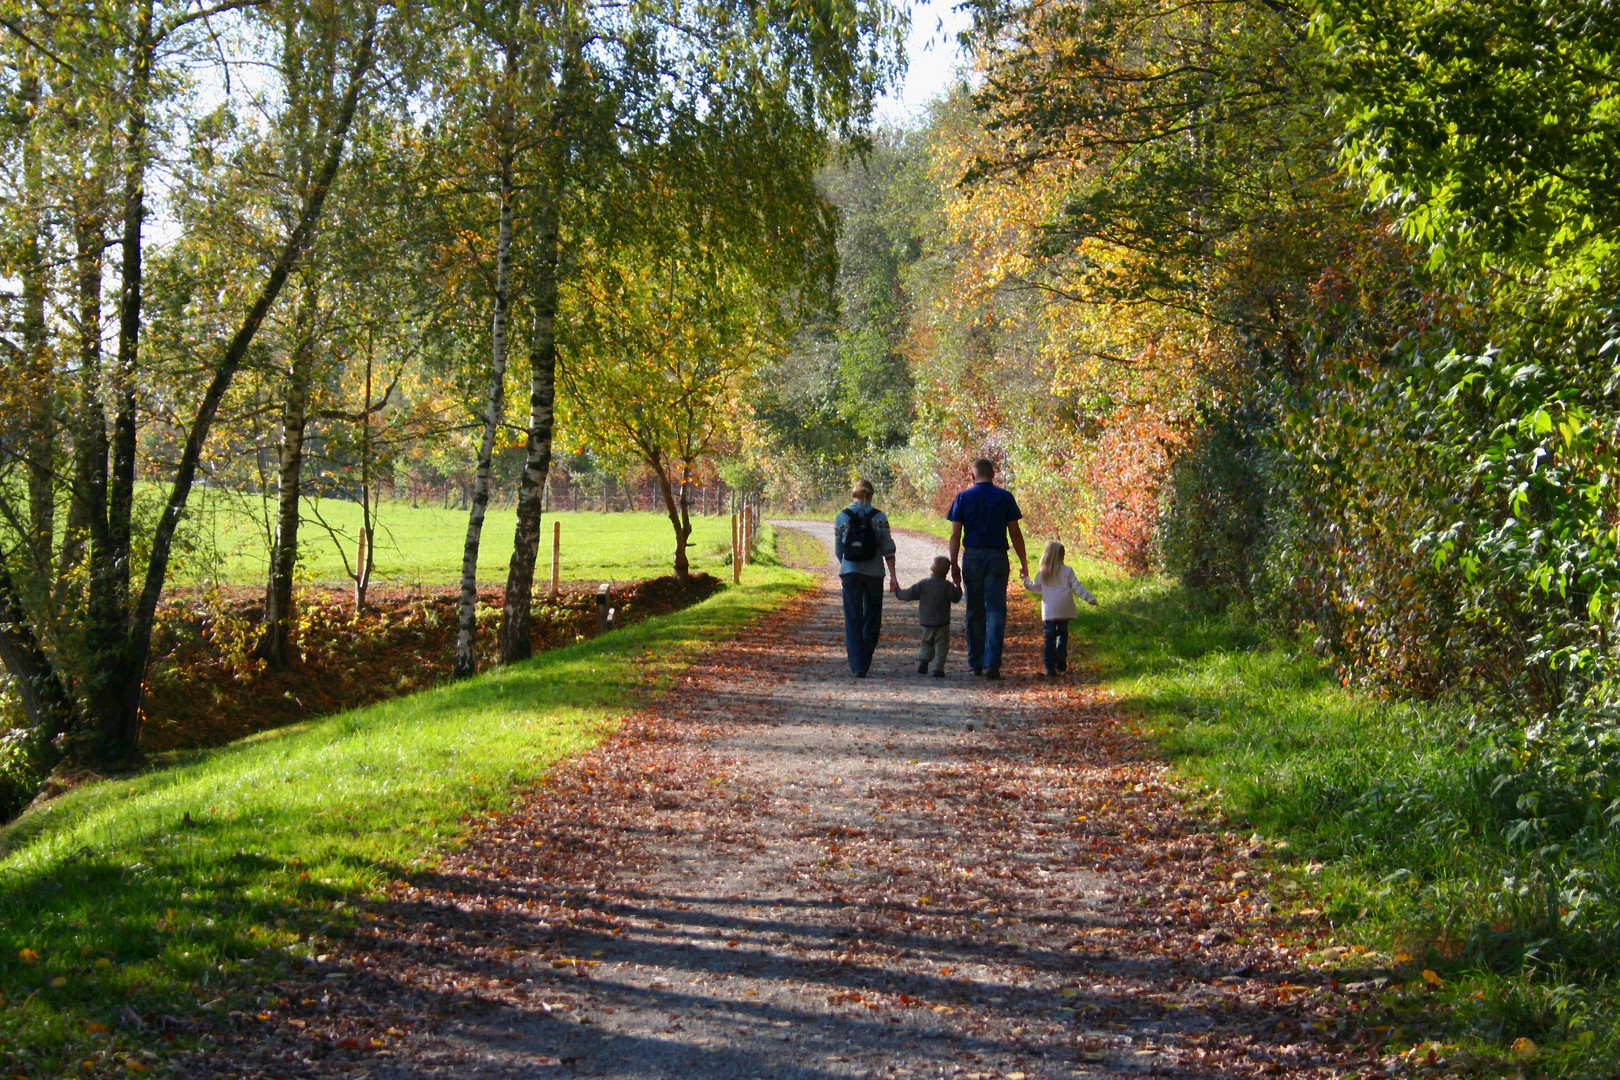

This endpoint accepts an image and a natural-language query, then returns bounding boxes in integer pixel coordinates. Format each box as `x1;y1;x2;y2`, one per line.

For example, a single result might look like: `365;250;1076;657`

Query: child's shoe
931;670;945;679
917;661;929;675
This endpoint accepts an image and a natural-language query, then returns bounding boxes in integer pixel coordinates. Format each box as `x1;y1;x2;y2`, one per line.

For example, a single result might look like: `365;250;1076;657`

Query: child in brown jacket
892;556;965;677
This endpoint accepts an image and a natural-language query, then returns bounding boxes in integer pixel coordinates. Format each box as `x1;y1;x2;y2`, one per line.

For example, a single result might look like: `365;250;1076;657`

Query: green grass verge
0;539;811;1077
1057;554;1618;1078
172;491;737;588
882;513;952;540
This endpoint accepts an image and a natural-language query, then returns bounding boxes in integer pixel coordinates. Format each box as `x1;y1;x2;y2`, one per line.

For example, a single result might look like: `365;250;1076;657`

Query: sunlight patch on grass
0;554;813;1076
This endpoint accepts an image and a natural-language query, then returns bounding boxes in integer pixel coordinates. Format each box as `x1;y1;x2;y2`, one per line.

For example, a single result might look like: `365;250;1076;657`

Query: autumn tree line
2;0;1618;889
755;0;1620;945
0;0;902;783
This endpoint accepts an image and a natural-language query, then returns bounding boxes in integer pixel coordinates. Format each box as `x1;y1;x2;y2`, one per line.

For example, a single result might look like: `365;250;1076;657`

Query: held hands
950;562;962;586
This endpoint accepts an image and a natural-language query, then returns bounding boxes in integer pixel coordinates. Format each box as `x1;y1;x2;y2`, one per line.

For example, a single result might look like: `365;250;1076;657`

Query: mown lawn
1056;555;1620;1079
171;490;737;588
0;533;811;1079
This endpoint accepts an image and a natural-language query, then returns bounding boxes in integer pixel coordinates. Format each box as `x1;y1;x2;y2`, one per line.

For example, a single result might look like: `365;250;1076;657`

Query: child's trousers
917;624;950;674
1043;618;1070;674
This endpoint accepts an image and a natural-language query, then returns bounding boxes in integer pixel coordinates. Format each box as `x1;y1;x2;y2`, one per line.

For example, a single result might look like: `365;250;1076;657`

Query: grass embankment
0;532;809;1079
174;493;736;587
1060;555;1618;1079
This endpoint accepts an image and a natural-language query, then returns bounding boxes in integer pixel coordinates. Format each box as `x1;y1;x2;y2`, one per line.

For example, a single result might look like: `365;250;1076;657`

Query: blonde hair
1037;540;1066;586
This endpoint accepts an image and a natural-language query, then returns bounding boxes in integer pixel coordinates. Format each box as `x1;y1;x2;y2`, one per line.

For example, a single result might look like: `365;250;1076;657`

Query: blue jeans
840;573;885;674
1043;619;1070;674
961;548;1009;673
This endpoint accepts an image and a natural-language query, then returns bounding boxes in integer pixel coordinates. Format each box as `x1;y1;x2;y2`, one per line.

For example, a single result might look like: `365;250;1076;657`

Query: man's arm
948;522;963;585
1009;520;1029;578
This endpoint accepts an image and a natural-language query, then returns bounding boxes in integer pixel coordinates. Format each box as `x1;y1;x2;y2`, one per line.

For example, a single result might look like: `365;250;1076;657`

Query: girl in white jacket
1020;541;1097;676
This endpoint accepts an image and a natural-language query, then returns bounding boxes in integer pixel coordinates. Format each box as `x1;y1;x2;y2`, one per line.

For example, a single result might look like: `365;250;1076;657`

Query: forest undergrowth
1069;558;1620;1078
0;541;809;1079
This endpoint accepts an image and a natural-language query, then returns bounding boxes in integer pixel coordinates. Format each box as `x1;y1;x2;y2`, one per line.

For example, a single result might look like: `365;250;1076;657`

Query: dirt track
195;525;1377;1080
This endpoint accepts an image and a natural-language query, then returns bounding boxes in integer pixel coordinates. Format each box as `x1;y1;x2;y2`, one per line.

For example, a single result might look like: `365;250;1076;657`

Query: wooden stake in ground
731;511;740;583
550;520;561;599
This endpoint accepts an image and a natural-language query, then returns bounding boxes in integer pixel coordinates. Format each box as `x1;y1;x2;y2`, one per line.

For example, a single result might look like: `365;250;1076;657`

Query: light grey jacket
833;501;897;576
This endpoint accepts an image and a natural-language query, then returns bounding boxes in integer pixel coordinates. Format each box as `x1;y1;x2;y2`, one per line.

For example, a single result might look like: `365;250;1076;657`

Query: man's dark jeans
840;572;885;675
961;548;1009;673
1043;618;1070;675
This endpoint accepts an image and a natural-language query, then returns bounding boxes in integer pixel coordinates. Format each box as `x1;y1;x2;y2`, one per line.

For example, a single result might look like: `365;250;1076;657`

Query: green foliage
0;724;44;823
1315;0;1620;289
752;131;933;499
1158;403;1270;604
0;557;811;1077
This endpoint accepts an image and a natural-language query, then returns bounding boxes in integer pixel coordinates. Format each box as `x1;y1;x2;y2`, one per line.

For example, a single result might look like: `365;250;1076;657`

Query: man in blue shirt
947;459;1028;679
834;478;899;677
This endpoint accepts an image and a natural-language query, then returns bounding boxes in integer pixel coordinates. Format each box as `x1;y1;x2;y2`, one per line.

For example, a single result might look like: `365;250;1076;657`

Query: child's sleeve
1069;567;1098;606
894;582;921;601
1020;574;1040;595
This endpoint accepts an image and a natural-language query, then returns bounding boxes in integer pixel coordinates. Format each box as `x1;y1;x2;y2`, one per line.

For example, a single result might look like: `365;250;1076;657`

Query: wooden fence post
550;520;561;599
595;582;611;634
731;511;741;583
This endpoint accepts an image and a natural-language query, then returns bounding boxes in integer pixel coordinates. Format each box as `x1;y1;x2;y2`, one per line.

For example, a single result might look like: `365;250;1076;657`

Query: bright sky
874;0;974;127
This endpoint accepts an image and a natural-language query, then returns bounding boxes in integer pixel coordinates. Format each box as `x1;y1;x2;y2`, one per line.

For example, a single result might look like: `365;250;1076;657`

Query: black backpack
844;507;879;562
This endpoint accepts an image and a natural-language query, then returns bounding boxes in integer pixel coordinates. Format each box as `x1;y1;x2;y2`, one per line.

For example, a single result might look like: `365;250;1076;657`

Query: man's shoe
855;670;869;678
918;661;930;675
971;667;984;677
985;668;1002;680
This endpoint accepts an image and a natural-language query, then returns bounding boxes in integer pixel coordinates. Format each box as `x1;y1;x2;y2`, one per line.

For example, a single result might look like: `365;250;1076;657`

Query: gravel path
200;525;1373;1080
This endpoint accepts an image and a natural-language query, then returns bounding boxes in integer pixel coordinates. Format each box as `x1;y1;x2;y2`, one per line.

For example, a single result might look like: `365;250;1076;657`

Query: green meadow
170;490;738;588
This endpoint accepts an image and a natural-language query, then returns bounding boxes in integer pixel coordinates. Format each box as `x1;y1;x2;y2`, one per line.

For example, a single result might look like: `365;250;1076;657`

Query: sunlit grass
1052;554;1620;1079
0;537;810;1077
171;489;738;588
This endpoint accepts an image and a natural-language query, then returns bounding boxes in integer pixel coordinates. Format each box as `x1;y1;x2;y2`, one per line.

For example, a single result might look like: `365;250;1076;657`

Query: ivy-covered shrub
0;723;44;823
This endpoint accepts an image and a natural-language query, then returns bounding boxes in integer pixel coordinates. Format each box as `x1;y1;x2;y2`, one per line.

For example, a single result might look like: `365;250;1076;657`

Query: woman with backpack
834;478;899;677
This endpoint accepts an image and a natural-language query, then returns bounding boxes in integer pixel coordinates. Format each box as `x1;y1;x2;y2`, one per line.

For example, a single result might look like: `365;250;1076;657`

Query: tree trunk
647;448;693;585
353;349;376;612
19;72;54;589
58;203;107;592
82;0;155;760
454;141;514;679
0;563;75;764
497;187;561;665
255;294;316;669
107;21;376;759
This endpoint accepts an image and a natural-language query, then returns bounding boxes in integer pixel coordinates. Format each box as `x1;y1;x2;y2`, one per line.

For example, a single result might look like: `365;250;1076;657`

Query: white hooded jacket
1020;565;1097;621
